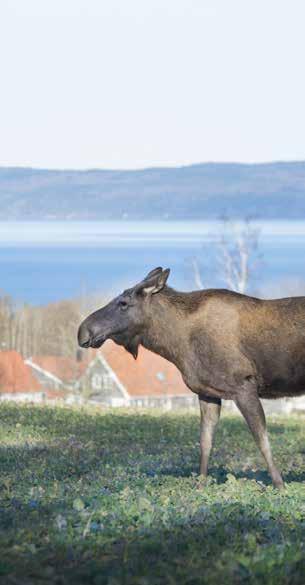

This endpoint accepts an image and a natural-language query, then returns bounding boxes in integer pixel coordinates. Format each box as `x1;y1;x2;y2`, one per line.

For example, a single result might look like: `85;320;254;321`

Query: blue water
1;221;305;304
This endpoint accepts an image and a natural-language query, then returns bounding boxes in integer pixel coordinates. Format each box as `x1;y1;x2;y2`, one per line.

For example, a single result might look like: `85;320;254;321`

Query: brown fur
78;267;305;488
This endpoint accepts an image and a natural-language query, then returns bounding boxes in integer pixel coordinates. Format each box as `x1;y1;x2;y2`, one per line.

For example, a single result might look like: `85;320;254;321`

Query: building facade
1;345;304;412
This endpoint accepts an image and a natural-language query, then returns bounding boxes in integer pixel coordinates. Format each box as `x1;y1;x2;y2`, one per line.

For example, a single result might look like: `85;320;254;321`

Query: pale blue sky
0;0;305;169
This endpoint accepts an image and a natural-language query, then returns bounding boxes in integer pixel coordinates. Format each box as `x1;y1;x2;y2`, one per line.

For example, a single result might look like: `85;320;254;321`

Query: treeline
0;294;103;359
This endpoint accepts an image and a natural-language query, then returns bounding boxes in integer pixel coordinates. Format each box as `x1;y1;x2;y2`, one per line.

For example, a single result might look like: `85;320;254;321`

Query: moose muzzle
77;319;108;349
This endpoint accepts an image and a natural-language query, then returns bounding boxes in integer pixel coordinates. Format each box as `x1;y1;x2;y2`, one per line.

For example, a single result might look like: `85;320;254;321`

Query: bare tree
193;218;261;294
218;218;261;293
191;258;205;290
0;292;109;359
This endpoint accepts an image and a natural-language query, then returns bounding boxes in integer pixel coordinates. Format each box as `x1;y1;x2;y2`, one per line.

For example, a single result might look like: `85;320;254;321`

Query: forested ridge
1;161;305;219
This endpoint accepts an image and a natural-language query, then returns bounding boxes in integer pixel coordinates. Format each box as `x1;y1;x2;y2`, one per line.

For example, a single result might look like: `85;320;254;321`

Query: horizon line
1;158;305;173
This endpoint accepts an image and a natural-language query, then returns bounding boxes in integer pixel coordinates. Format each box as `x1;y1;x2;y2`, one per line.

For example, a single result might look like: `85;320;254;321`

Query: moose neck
140;288;189;368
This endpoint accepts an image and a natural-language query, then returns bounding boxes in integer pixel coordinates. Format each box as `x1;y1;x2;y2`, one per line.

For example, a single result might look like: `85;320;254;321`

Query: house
3;347;305;412
96;341;196;408
26;350;127;405
25;354;87;392
27;343;196;408
0;350;44;402
76;350;129;406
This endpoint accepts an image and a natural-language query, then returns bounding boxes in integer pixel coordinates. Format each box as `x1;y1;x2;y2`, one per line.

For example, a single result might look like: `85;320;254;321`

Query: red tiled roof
29;343;191;398
0;351;41;393
29;354;91;383
100;341;191;397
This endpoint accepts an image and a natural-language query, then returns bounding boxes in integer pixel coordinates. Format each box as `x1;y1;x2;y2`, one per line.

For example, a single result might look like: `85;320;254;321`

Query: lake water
1;220;305;305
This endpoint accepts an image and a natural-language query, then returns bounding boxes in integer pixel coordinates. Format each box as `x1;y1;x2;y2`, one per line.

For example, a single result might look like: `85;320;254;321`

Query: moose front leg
199;395;221;477
235;382;284;489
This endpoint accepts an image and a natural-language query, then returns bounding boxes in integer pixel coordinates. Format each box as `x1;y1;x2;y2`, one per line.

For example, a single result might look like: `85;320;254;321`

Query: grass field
0;403;304;585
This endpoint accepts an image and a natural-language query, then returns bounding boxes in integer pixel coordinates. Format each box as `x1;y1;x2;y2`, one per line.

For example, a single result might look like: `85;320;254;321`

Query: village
1;342;305;414
0;342;197;409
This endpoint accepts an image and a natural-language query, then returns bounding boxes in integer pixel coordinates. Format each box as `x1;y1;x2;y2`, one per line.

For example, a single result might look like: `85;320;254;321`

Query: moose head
77;267;170;359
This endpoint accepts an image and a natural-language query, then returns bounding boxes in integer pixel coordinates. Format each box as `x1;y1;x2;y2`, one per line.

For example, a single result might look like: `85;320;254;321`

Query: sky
0;0;305;169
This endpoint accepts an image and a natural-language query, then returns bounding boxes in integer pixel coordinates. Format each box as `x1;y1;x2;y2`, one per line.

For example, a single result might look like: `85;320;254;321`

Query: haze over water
1;220;305;304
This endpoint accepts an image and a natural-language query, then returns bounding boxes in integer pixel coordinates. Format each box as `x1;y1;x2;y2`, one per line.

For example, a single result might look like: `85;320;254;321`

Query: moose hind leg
199;395;221;477
235;383;284;489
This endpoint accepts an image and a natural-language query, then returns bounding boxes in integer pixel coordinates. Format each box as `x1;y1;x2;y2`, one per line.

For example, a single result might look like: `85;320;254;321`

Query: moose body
78;267;305;488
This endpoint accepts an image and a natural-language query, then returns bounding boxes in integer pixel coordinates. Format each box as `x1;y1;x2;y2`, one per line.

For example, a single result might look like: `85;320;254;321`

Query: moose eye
119;299;128;310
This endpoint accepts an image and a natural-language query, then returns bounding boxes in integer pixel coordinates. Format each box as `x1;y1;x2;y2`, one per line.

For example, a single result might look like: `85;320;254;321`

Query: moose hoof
272;473;285;490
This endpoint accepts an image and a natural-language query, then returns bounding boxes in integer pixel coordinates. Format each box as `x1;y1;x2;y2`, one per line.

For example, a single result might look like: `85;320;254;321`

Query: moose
78;267;305;488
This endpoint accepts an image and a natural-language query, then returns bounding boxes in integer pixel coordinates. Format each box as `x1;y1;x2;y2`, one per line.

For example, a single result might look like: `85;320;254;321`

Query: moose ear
143;267;163;281
135;268;170;296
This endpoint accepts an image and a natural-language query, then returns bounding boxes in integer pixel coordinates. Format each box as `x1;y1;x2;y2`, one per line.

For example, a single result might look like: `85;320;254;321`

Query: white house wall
78;355;129;404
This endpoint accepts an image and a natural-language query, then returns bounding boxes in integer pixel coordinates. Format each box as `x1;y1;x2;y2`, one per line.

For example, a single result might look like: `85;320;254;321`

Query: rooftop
0;350;41;393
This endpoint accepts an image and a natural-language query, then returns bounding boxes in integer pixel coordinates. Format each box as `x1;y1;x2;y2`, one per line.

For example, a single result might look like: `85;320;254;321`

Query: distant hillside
1;162;305;220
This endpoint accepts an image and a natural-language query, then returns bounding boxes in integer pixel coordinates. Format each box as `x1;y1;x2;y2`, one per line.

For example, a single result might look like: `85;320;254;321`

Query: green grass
0;403;304;585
